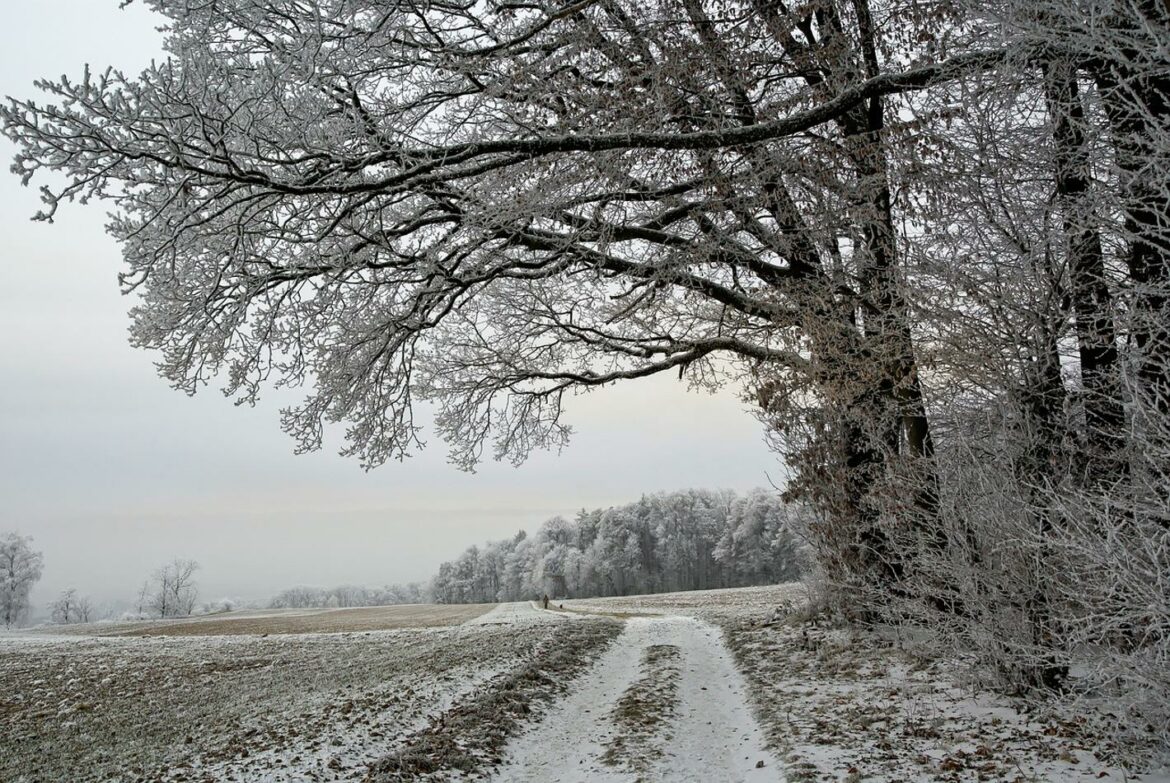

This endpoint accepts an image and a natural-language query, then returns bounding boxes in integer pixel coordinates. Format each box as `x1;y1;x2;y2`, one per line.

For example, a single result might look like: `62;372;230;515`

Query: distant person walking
542;594;550;610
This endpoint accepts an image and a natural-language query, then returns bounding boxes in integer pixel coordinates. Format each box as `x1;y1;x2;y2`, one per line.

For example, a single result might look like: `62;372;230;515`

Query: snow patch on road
465;601;563;626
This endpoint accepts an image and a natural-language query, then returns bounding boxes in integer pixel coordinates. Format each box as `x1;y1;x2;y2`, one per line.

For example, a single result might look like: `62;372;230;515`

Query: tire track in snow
492;616;782;782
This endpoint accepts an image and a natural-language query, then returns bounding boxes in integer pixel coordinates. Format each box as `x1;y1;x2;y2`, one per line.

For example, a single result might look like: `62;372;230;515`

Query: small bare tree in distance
49;588;94;624
140;559;200;619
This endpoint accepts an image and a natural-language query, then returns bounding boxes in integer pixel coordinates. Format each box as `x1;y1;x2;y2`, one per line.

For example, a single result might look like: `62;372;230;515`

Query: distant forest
269;582;427;610
266;489;806;609
430;489;807;604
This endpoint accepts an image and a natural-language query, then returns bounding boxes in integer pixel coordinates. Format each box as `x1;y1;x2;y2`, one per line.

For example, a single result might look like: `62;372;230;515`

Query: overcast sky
0;1;782;611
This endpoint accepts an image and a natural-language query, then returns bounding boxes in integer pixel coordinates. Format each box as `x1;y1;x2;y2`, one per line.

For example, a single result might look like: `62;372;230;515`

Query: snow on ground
561;583;808;620
558;584;1168;783
723;618;1170;783
44;602;496;637
370;615;623;782
6;585;1167;782
493;615;780;782
466;601;570;625
0;616;569;783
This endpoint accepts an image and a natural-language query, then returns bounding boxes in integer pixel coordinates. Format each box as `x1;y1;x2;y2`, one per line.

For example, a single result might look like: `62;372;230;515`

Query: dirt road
465;600;565;625
493;614;781;782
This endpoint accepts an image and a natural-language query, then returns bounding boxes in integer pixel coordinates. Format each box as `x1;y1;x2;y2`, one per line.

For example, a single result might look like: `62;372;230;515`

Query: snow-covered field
45;602;496;637
3;586;1167;782
561;582;809;619
0;605;618;782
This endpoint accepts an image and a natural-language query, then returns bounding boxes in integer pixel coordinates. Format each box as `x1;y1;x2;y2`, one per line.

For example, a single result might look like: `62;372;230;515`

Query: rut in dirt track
492;614;781;782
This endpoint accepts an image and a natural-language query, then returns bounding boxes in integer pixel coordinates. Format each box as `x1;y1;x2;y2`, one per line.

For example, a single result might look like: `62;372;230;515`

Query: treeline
269;582;426;609
430;489;807;604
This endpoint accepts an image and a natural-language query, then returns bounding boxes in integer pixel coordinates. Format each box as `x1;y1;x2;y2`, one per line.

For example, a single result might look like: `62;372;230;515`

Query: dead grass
601;643;682;777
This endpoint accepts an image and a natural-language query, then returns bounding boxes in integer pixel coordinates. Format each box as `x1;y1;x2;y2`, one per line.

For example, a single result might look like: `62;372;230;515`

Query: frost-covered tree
831;0;1170;706
49;588;94;625
1;0;1007;593
430;489;804;602
140;558;200;618
714;489;807;585
0;533;44;629
269;582;426;608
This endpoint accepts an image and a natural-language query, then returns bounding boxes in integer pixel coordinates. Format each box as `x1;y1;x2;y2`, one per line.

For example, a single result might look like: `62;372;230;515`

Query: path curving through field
492;614;782;782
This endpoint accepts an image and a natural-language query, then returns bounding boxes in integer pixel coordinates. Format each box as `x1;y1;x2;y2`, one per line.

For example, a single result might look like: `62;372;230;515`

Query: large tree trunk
1017;310;1072;690
1042;60;1127;481
1092;2;1170;416
1087;3;1170;534
846;0;947;557
751;0;952;608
